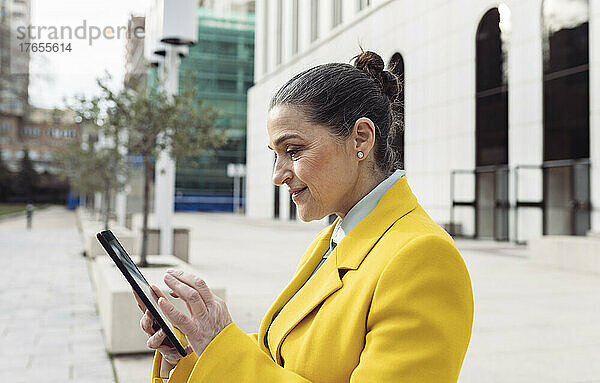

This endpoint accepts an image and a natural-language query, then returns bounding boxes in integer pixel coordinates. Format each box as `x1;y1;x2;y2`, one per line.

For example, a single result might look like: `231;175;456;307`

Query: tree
56;71;226;266
14;149;38;201
123;74;226;266
55;75;128;230
54;143;126;230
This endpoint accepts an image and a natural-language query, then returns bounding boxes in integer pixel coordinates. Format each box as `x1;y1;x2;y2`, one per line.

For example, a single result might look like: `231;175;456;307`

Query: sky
27;0;150;109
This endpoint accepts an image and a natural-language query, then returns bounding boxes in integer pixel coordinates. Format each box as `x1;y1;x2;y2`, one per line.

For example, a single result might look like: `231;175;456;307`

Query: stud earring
357;151;364;159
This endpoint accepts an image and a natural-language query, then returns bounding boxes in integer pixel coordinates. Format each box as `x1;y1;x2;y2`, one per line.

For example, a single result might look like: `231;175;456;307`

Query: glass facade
175;8;255;212
542;0;589;162
475;6;510;240
542;0;590;235
476;7;509;168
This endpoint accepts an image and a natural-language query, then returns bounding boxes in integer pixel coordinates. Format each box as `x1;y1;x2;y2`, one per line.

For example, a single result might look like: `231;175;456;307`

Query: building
0;0;30;116
124;15;147;90
202;0;255;13
0;107;79;173
246;0;600;243
172;7;255;212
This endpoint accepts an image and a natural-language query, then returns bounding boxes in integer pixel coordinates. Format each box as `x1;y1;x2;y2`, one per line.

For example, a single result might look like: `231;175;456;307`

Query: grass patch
0;203;50;217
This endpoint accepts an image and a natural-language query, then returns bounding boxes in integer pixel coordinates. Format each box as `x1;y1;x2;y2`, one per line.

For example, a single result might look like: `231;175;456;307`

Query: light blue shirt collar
327;169;406;257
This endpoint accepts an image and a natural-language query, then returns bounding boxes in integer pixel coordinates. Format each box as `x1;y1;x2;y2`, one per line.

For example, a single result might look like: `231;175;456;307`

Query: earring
357;151;364;159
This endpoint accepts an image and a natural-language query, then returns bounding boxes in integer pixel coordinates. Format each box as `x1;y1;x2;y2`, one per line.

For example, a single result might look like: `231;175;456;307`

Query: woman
138;50;474;382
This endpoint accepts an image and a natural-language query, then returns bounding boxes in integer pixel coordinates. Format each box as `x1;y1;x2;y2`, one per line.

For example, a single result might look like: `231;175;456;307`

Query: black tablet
96;230;187;357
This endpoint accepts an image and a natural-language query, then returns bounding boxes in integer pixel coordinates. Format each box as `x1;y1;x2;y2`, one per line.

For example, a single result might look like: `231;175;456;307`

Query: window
475;6;511;241
276;0;283;65
0;121;11;133
23;126;41;136
358;0;371;11
476;7;509;167
542;0;589;162
311;0;319;42
1;149;10;160
48;128;71;138
542;0;590;236
292;0;299;55
332;0;342;27
29;150;39;160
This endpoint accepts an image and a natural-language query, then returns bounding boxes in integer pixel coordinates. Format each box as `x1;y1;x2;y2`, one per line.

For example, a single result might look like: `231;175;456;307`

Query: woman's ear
352;117;376;155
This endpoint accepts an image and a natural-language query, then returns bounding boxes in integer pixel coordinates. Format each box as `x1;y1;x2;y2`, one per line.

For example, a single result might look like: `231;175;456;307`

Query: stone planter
140;228;190;262
90;255;226;354
84;228;136;259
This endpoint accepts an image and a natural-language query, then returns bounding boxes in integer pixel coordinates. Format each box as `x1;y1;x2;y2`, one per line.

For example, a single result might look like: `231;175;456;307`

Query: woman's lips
291;186;308;201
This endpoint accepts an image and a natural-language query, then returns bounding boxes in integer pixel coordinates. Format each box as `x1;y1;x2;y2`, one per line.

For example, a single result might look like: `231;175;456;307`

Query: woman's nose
272;157;293;186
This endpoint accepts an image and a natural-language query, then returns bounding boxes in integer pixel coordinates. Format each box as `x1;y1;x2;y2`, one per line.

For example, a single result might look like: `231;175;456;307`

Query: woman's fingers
164;273;208;316
159;345;193;365
147;328;166;349
140;309;157;336
132;290;147;313
150;285;167;303
157;296;196;335
166;269;214;305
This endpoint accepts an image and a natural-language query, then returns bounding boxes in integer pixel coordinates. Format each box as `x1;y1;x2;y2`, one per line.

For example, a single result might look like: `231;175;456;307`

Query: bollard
26;202;34;230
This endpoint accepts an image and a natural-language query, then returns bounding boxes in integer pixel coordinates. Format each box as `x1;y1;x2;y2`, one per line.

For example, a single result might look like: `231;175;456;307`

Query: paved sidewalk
0;206;114;383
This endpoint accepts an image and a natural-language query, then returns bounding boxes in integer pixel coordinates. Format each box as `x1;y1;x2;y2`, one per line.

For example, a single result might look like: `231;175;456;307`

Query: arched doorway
475;6;510;240
542;0;590;235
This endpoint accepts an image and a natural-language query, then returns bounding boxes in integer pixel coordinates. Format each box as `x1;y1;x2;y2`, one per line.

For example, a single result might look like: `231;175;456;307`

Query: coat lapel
267;251;343;363
259;177;419;364
334;176;418;270
256;221;338;356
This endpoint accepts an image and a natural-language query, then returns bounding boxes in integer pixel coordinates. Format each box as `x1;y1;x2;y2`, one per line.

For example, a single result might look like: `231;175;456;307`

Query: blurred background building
135;2;255;213
0;0;30;117
0;107;79;202
1;107;79;172
125;15;147;91
0;0;79;204
245;0;600;243
172;7;254;212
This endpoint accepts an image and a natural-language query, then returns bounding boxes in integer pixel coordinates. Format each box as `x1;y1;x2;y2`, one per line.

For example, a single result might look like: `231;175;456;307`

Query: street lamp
146;0;198;256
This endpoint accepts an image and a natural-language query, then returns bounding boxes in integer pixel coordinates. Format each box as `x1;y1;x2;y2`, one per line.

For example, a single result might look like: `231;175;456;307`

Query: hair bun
353;50;399;102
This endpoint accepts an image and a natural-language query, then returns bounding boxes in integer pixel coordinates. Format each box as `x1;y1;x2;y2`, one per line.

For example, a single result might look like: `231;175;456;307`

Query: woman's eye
286;148;299;158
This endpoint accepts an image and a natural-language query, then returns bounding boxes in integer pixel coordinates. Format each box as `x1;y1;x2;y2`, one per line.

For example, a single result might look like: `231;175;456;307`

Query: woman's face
267;105;358;222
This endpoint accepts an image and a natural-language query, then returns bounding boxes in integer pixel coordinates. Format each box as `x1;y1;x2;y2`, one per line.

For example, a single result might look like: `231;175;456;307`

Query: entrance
475;167;509;240
475;7;510;241
543;161;590;235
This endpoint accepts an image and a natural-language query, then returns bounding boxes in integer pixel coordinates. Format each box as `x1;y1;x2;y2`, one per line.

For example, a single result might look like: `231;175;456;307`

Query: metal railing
450;159;592;243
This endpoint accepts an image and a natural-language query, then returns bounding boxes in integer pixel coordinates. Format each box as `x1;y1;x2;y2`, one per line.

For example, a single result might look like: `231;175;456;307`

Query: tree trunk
104;180;111;230
140;153;151;267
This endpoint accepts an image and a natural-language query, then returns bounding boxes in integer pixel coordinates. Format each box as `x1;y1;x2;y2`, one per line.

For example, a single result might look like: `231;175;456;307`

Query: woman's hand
158;269;233;356
134;288;192;365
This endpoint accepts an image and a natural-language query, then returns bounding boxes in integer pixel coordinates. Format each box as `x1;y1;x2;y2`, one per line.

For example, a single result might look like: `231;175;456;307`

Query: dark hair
269;50;402;177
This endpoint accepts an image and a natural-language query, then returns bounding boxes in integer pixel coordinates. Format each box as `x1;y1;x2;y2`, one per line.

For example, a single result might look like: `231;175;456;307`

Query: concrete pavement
0;206;114;383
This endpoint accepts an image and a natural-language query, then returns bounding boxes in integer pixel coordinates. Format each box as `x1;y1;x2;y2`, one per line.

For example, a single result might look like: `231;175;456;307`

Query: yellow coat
152;177;474;382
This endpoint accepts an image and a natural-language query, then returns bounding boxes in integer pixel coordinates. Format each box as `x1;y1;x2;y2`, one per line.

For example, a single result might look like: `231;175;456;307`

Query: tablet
96;230;187;357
